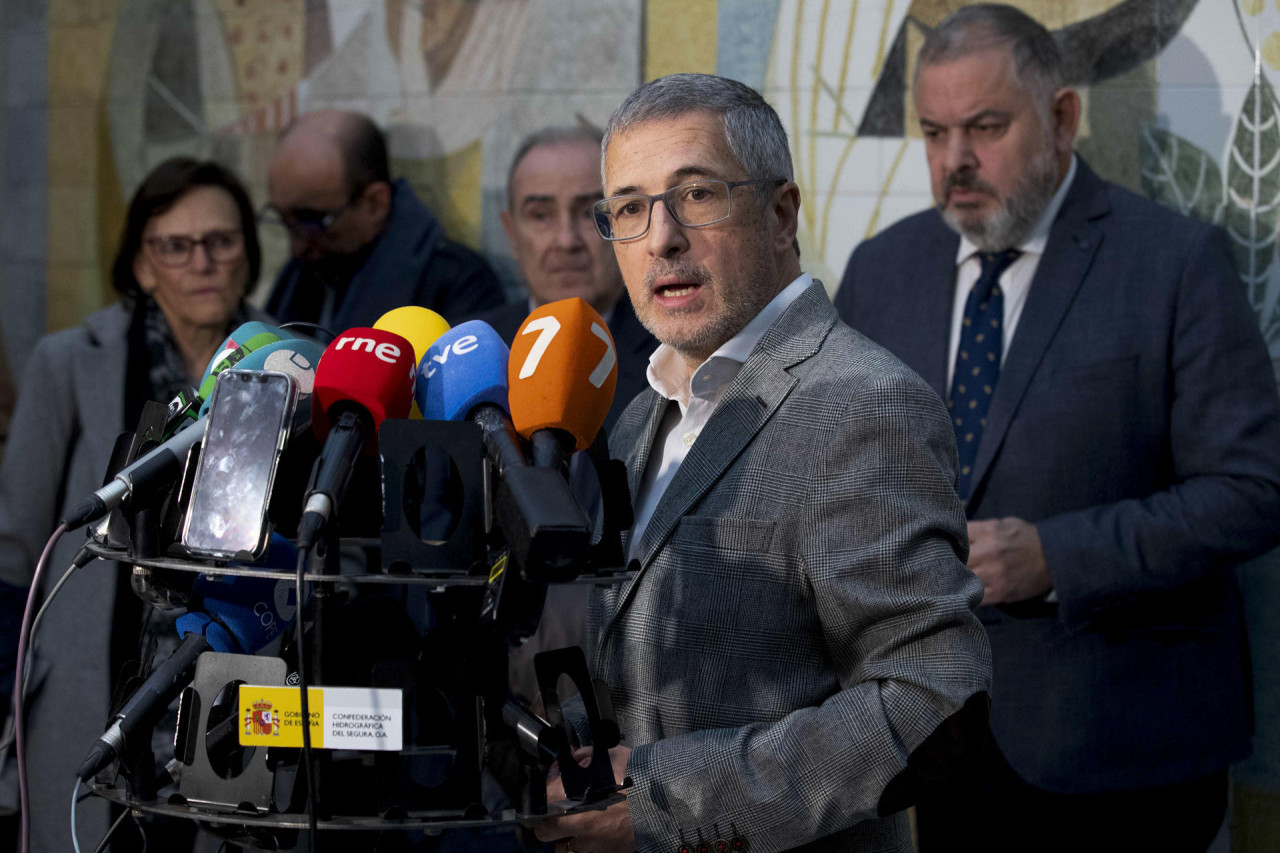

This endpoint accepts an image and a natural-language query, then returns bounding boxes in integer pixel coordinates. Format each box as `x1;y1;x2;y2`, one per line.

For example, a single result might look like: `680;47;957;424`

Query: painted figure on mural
836;6;1280;851
262;110;505;330
535;72;991;853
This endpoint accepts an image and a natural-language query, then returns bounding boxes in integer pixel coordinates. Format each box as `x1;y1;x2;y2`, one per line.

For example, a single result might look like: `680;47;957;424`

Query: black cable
294;547;317;852
279;322;335;342
133;812;147;853
90;807;130;853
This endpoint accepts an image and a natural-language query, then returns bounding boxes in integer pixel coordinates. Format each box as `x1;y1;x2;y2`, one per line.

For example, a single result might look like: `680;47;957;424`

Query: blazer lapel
968;160;1109;498
913;219;964;397
79;308;130;458
606;284;832;626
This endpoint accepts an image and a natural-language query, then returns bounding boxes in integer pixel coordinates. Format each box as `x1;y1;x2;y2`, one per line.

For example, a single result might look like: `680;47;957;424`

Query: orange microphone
508;298;617;468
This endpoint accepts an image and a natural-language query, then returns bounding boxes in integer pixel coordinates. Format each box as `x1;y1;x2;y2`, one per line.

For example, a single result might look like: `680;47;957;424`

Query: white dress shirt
627;273;814;558
946;155;1079;390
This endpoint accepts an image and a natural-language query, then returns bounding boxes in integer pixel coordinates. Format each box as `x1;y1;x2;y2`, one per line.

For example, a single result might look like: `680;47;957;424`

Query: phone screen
183;370;296;560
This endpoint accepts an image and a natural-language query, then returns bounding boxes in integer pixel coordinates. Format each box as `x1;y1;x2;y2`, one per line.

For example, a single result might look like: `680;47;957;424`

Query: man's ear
363;180;393;222
1052;88;1082;156
772;181;802;255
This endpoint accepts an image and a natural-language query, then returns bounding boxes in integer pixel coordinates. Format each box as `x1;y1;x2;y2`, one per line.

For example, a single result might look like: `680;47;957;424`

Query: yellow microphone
373;306;452;419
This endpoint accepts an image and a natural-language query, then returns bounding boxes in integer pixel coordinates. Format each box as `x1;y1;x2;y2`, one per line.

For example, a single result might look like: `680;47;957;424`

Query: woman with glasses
0;158;270;852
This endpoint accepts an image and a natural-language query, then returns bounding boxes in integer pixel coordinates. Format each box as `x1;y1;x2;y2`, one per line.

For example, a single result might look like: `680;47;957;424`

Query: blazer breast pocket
654;516;785;633
672;515;777;554
1049;354;1138;388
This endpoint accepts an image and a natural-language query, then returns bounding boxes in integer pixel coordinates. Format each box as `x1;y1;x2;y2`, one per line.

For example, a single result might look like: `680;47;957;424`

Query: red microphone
298;328;416;548
508;298;617;468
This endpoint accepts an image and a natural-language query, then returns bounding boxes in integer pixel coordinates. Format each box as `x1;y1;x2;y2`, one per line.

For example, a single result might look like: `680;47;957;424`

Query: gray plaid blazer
592;282;991;853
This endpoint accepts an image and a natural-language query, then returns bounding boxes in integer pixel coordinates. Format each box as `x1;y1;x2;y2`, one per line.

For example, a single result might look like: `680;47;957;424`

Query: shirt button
683;431;697;448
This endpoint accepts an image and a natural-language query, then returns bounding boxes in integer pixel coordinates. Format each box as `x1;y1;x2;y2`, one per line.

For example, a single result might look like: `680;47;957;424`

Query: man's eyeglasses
145;230;245;268
591;178;786;241
257;198;357;237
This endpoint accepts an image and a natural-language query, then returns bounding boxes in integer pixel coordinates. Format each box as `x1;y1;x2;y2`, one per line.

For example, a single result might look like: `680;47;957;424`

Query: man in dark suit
485;126;658;706
479;125;655;433
535;72;990;853
835;6;1280;850
263;110;504;330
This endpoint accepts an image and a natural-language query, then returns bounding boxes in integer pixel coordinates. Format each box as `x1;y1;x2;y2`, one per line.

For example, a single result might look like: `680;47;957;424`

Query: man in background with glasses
480;124;656;434
534;73;990;853
262;110;503;330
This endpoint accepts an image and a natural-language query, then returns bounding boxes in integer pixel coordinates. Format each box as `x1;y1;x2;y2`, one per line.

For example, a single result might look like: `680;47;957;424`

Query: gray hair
916;4;1065;109
601;73;794;187
507;124;604;209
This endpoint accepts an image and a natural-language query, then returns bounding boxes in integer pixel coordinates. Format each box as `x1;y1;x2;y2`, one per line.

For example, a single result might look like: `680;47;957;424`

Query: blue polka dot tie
950;249;1019;499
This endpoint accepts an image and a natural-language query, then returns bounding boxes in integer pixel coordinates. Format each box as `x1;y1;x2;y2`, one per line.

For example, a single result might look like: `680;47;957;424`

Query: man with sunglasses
262;110;503;330
534;73;990;853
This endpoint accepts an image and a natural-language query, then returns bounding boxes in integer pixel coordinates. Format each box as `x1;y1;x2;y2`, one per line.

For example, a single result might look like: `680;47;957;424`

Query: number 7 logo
518;316;616;389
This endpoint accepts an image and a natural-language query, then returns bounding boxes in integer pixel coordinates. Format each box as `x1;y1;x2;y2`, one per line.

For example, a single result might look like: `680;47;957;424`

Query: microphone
196;322;295;406
375;306;452;420
77;539;303;783
297;328;417;549
61;323;300;529
416;322;590;578
198;337;324;423
508;298;617;469
61;336;324;531
373;306;451;365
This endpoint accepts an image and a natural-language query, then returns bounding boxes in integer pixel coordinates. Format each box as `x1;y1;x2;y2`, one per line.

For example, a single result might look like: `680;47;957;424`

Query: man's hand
968;517;1053;605
536;745;636;853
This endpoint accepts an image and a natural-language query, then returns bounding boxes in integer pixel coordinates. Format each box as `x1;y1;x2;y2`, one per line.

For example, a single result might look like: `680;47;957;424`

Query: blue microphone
78;537;304;782
415;322;589;579
176;534;304;653
415;321;511;422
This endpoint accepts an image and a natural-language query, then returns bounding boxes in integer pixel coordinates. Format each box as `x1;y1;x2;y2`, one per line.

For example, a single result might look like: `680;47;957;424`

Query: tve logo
421;334;479;378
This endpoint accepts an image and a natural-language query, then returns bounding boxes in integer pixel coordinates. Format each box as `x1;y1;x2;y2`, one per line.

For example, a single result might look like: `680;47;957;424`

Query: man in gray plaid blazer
535;74;992;853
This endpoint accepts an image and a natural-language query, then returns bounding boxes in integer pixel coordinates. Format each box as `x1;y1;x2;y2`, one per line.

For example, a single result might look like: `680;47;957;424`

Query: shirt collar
646;272;813;404
956;153;1078;264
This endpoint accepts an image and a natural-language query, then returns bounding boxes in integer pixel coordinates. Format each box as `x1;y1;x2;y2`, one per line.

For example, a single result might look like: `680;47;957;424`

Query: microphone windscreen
311;328;416;443
508;298;617;450
196;338;325;418
198;322;294;399
415;321;510;421
373;306;452;365
176;571;300;653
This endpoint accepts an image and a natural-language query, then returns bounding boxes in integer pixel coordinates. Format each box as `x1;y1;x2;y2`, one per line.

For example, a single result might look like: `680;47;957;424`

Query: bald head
267;110;393;262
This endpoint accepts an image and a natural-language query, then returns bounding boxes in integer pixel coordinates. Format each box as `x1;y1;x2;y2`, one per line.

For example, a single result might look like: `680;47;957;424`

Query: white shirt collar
646;272;813;405
956;153;1078;264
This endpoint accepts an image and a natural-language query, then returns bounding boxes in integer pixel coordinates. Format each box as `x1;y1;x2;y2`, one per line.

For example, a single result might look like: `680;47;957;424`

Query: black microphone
77;632;210;783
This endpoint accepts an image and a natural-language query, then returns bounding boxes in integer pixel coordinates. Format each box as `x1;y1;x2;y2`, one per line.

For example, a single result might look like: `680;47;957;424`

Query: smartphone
182;370;297;561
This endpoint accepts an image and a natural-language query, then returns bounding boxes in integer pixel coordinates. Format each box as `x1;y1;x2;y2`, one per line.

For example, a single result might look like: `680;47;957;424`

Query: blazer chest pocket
656;516;784;633
672;515;777;554
1049;354;1138;387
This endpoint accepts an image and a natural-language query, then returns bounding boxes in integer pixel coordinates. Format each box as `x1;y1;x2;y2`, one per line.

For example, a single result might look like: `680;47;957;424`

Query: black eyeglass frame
591;178;787;241
256;189;365;237
143;230;246;268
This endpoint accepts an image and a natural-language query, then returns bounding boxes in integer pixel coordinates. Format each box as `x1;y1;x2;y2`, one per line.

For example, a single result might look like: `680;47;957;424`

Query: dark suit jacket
266;179;504;329
836;157;1280;793
477;293;656;433
597;283;990;852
